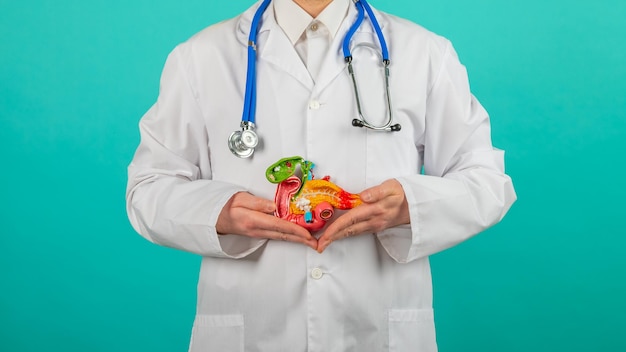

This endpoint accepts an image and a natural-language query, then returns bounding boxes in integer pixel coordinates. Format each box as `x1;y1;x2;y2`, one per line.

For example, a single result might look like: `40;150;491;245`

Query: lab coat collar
236;0;388;92
274;0;350;45
273;0;313;45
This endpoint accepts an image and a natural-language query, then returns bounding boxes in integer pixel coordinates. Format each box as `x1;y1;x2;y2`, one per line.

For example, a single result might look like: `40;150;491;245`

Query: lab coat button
309;100;321;110
310;23;319;31
311;268;324;280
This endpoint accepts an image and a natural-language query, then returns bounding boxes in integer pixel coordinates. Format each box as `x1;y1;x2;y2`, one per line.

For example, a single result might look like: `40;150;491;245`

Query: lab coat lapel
261;27;314;90
311;26;349;95
236;2;314;91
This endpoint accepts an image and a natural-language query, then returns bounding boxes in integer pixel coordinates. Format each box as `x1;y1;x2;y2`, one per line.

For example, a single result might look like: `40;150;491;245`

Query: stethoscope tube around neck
242;0;272;126
229;0;399;158
343;0;388;63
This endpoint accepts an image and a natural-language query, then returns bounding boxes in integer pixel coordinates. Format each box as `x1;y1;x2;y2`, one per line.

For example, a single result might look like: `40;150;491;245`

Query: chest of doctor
178;17;436;199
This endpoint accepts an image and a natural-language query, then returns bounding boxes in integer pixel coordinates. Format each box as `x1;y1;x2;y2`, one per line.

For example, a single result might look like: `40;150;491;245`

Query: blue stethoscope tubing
229;0;399;158
228;0;271;158
342;0;388;62
242;0;272;126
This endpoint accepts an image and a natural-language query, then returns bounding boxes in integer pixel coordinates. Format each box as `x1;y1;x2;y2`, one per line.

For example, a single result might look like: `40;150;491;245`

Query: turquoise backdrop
1;0;625;351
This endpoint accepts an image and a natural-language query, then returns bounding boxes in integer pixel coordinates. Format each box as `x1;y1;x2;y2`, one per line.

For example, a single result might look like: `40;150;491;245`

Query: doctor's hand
316;179;410;253
216;192;318;250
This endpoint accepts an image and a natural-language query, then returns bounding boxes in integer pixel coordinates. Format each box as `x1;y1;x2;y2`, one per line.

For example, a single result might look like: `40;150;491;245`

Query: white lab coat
126;1;516;351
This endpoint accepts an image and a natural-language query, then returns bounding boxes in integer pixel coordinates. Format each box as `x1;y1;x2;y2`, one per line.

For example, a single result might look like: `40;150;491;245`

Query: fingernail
361;192;371;202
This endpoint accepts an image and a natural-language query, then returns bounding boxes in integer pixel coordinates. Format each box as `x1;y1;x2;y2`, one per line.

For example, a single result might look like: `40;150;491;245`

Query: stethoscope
229;0;400;158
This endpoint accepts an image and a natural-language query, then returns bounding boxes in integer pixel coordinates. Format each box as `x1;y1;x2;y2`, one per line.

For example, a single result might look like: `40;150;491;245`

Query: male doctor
126;0;516;351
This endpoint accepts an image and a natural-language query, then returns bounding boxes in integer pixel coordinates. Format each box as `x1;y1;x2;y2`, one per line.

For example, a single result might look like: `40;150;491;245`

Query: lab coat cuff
206;185;268;259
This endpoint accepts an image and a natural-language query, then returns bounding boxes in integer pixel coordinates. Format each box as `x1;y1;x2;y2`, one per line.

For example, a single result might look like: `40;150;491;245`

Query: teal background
1;0;625;351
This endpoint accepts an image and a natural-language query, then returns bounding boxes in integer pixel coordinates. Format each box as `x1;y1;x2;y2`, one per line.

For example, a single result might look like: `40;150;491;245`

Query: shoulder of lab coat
373;21;517;263
126;18;267;259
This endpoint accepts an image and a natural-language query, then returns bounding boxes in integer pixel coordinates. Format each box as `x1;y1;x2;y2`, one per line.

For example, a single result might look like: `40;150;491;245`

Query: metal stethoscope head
228;121;259;158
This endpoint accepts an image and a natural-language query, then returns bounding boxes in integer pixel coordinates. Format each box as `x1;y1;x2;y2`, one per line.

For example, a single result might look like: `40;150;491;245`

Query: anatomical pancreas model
266;156;362;232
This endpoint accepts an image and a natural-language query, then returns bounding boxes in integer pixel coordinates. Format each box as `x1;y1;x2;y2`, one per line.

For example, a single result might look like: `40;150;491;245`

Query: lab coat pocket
189;314;244;352
388;309;437;352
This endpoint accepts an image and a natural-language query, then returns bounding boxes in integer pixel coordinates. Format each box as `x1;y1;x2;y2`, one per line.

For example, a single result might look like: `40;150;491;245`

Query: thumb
360;179;400;203
359;186;381;203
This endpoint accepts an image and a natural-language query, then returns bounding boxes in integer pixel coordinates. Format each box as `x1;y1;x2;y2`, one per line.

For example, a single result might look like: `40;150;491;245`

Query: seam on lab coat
426;40;451;99
172;46;206;121
397;176;423;262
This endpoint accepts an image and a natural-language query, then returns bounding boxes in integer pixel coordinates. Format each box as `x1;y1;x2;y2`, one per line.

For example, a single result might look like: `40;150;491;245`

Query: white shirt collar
273;0;350;45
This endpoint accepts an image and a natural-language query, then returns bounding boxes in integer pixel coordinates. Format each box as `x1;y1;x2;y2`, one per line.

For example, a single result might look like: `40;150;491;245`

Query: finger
252;225;318;250
317;207;376;253
232;192;276;214
360;179;402;203
272;231;318;250
322;204;374;238
251;213;313;240
317;220;372;253
359;183;394;203
258;216;320;250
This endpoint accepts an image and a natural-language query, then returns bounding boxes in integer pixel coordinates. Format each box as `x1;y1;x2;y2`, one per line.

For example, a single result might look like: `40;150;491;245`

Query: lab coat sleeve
376;41;517;263
126;46;267;258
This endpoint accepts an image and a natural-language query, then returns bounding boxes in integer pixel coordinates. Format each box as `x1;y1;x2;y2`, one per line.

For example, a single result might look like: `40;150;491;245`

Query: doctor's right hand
216;192;318;250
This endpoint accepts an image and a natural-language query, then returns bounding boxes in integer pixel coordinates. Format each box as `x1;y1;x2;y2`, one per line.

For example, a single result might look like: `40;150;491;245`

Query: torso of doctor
126;0;516;351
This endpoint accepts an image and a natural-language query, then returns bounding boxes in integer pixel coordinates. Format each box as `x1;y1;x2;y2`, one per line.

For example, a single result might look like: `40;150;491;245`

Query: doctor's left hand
316;179;410;253
216;191;319;250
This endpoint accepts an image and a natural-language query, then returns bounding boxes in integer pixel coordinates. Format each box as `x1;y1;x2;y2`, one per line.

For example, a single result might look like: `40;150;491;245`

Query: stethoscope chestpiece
228;121;259;158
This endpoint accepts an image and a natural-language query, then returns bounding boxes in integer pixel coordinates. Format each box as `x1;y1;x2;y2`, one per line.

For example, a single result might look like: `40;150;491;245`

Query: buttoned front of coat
126;1;516;351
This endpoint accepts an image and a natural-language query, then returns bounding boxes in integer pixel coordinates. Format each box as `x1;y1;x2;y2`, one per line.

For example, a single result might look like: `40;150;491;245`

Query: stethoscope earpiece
352;119;401;132
352;119;364;127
